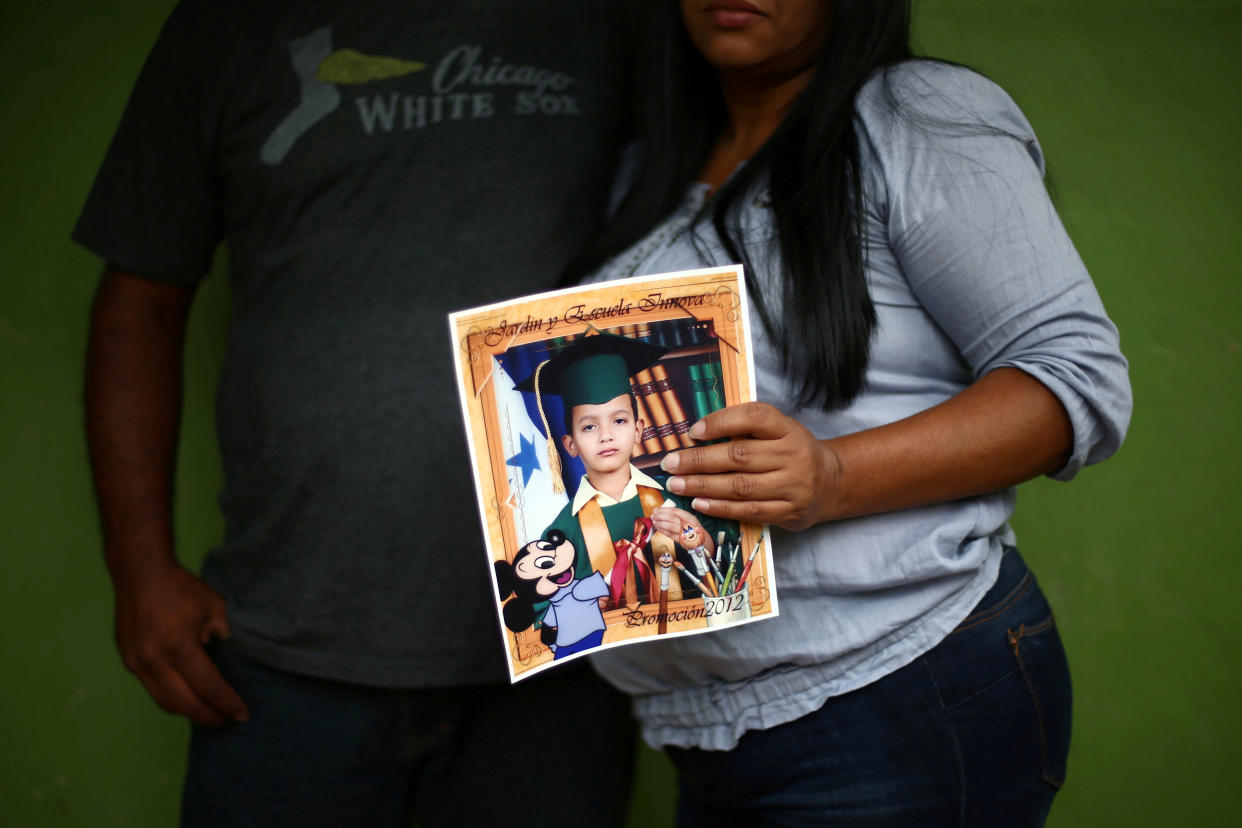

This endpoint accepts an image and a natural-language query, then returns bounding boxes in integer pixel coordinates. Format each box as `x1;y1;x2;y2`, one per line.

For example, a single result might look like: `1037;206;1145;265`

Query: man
77;2;635;825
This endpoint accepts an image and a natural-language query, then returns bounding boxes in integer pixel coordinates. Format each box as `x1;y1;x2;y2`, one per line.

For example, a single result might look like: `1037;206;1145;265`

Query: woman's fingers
683;494;802;527
691;402;792;442
662;437;772;476
668;467;799;505
664;403;802;476
658;403;843;531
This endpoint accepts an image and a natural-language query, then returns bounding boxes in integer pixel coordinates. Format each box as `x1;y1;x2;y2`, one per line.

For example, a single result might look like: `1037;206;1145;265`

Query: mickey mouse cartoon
495;529;608;660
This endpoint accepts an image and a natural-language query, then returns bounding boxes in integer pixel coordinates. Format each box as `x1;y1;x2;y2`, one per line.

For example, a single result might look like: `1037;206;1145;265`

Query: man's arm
85;266;248;727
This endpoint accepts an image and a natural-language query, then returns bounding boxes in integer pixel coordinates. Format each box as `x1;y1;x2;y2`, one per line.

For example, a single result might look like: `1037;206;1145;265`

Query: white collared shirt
570;464;666;514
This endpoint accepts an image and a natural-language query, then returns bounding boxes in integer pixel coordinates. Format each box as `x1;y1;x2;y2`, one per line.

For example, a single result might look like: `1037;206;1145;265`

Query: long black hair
565;1;914;410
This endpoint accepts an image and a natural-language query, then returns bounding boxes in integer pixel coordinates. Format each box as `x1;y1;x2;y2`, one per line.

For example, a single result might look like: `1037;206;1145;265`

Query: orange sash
577;485;682;606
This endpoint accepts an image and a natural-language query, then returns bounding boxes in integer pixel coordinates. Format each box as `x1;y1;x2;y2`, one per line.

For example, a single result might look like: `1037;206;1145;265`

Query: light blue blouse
585;61;1132;751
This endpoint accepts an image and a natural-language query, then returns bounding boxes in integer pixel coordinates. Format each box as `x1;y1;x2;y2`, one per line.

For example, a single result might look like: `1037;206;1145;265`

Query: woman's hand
661;402;841;532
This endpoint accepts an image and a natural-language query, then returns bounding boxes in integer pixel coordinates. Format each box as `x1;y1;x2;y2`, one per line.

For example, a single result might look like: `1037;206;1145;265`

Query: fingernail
661;453;680;472
690;421;706;439
692;498;708;512
668;476;685;494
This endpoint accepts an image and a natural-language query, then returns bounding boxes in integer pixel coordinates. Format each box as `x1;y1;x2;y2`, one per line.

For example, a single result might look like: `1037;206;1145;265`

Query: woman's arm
661;367;1071;531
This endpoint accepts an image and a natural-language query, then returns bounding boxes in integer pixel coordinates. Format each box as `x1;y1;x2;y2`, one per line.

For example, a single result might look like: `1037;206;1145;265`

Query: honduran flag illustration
491;355;569;544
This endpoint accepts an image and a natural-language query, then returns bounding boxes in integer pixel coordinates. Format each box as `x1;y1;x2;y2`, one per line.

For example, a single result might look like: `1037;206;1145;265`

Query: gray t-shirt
585;61;1132;749
74;0;629;686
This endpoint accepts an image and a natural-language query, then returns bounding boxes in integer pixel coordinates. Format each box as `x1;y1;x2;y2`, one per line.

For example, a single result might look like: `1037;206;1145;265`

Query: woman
574;1;1132;825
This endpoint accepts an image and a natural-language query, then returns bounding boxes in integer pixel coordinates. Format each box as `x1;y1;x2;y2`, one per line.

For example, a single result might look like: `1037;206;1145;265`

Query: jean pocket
1007;613;1072;789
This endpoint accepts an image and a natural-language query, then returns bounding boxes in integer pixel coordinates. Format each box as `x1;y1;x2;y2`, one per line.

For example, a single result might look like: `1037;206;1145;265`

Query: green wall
3;1;1238;824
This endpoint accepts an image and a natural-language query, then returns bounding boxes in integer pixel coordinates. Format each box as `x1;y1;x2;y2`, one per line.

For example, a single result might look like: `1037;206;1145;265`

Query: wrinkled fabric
586;61;1131;750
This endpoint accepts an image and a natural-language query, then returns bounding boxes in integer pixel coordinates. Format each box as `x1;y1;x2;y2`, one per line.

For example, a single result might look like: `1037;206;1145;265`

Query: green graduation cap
515;332;669;493
516;331;669;409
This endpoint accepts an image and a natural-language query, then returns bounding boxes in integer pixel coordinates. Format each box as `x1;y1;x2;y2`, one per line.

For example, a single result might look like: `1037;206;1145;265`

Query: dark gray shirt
75;0;628;686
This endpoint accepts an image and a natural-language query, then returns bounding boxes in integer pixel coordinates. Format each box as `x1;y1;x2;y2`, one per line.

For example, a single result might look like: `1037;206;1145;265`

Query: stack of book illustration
503;317;729;468
609;318;729;460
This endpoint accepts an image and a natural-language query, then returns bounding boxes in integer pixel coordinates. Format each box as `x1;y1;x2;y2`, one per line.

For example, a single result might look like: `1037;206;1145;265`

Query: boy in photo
516;333;735;608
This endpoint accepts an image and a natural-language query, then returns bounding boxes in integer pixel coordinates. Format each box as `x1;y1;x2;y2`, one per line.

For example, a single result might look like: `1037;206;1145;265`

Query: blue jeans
181;649;635;827
665;548;1071;827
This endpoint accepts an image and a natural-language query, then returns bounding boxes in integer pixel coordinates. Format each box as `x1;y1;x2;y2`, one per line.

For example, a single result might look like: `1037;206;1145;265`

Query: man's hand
112;558;248;727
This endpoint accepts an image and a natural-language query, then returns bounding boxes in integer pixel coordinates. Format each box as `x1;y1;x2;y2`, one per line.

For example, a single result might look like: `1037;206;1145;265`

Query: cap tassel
533;359;565;494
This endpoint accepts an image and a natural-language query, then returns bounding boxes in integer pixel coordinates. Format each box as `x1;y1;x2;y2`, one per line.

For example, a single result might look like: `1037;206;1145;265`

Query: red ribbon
610;517;655;605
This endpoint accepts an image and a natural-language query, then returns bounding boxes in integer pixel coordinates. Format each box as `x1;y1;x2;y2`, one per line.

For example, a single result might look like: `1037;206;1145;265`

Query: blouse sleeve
855;61;1132;480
